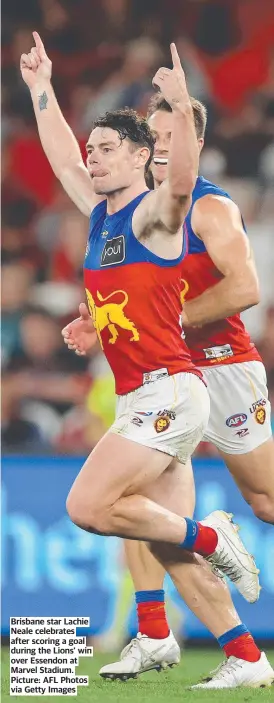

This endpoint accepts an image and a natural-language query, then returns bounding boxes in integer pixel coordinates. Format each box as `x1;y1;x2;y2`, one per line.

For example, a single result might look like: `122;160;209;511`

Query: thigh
141;458;195;518
67;431;172;510
112;371;210;466
202;361;272;454
219;436;274;503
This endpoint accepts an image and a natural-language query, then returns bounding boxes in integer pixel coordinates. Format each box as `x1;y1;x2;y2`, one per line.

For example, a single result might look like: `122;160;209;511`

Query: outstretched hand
20;31;52;89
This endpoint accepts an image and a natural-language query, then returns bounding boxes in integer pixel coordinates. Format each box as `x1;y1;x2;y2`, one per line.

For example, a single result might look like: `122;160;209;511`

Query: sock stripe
135;589;165;604
179;518;198;549
218;623;249;648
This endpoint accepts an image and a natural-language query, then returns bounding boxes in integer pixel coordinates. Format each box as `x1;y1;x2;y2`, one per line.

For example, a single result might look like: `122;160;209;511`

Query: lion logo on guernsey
85;288;139;349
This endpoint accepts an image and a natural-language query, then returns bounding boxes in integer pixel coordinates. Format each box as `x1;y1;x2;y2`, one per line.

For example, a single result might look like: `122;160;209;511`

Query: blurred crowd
2;0;274;455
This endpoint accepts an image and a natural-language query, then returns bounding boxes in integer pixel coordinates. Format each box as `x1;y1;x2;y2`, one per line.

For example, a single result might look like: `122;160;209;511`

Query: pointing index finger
33;31;46;57
170;42;181;69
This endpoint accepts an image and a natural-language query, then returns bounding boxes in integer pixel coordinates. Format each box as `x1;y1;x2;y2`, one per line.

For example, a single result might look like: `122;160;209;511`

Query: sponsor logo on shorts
143;368;168;385
204;344;233;363
255;406;266;425
157;409;176;421
154;409;176;433
226;413;247;428
136;411;153;416
101;235;125;267
131;416;143;427
154;415;170;433
249;398;267;414
235;428;250;438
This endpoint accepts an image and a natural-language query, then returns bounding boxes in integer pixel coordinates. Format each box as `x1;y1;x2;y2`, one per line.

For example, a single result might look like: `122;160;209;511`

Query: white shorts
111;371;210;464
200;361;272;454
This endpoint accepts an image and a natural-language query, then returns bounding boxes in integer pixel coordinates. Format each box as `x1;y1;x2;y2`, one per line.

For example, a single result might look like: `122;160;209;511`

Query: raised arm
20;32;100;217
135;43;199;237
182;195;260;326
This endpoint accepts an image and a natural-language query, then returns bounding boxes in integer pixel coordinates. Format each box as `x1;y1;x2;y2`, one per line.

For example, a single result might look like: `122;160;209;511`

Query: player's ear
198;138;204;153
135;146;151;170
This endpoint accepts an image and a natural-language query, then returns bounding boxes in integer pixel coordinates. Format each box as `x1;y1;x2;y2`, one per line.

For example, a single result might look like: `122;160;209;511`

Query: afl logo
226;413;247;428
101;235;125;267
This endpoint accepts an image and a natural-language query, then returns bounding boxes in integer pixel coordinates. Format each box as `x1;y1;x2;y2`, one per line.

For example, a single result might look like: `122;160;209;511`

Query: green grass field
2;647;274;703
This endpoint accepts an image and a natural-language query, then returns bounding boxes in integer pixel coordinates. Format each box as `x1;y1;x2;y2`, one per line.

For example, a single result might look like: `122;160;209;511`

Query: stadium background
2;0;274;654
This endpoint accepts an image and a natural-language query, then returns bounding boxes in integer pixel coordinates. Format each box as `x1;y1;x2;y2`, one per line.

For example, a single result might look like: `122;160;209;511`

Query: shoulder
192;192;242;236
189;175;232;223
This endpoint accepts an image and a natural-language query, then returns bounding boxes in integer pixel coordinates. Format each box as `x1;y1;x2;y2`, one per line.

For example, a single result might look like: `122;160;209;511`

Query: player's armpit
133;185;192;238
151;180;192;233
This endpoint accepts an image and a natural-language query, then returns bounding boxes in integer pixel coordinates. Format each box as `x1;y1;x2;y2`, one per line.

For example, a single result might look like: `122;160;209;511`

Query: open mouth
153;157;168;165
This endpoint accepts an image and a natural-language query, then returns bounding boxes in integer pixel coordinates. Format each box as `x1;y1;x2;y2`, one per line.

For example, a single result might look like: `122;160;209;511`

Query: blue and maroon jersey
83;192;202;395
181;176;261;367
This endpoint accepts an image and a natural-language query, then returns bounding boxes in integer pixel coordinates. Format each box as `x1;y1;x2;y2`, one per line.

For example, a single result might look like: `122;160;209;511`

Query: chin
93;180;109;195
93;185;106;194
150;168;167;185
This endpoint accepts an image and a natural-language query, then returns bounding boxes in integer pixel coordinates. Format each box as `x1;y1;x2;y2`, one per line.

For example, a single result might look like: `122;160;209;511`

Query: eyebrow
86;140;117;151
151;130;172;137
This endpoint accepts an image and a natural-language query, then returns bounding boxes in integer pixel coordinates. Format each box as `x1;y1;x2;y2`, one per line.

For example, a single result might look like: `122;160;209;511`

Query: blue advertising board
2;456;274;639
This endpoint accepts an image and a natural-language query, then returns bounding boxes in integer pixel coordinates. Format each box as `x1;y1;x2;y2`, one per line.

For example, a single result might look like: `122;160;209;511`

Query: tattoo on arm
39;91;48;111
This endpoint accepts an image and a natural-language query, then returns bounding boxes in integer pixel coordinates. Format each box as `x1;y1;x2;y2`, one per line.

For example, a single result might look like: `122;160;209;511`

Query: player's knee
250;494;274;524
66;492;107;534
66;493;91;530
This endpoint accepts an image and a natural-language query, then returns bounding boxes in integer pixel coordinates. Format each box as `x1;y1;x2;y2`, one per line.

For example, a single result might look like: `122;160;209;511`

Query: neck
106;180;148;214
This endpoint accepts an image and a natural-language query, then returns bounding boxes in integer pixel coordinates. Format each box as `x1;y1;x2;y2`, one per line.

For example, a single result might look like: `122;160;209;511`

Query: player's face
148;109;202;187
148;110;172;185
86;127;145;194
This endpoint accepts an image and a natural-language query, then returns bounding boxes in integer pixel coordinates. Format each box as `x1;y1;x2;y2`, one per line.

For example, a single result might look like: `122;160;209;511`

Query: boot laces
203;657;243;682
207;546;241;582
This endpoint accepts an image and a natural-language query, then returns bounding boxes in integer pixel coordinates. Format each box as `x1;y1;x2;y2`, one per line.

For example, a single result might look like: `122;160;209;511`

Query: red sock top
223;633;261;663
137;601;169;639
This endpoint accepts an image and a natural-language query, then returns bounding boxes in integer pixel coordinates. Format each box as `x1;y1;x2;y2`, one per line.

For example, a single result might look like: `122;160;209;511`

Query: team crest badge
255;406;266;425
154;415;170;433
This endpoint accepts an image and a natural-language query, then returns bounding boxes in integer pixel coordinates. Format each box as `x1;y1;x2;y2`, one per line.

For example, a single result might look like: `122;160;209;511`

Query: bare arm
152;103;197;231
31;80;95;216
182;195;260;326
20;32;101;217
135;44;198;236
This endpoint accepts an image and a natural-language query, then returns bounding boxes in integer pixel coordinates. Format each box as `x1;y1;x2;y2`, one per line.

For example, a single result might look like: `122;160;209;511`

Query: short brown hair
147;94;207;140
93;108;155;171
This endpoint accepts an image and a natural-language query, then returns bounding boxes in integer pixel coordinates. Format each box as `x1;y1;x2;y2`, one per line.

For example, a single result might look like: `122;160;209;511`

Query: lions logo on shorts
154;415;170;433
255;406;266;425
